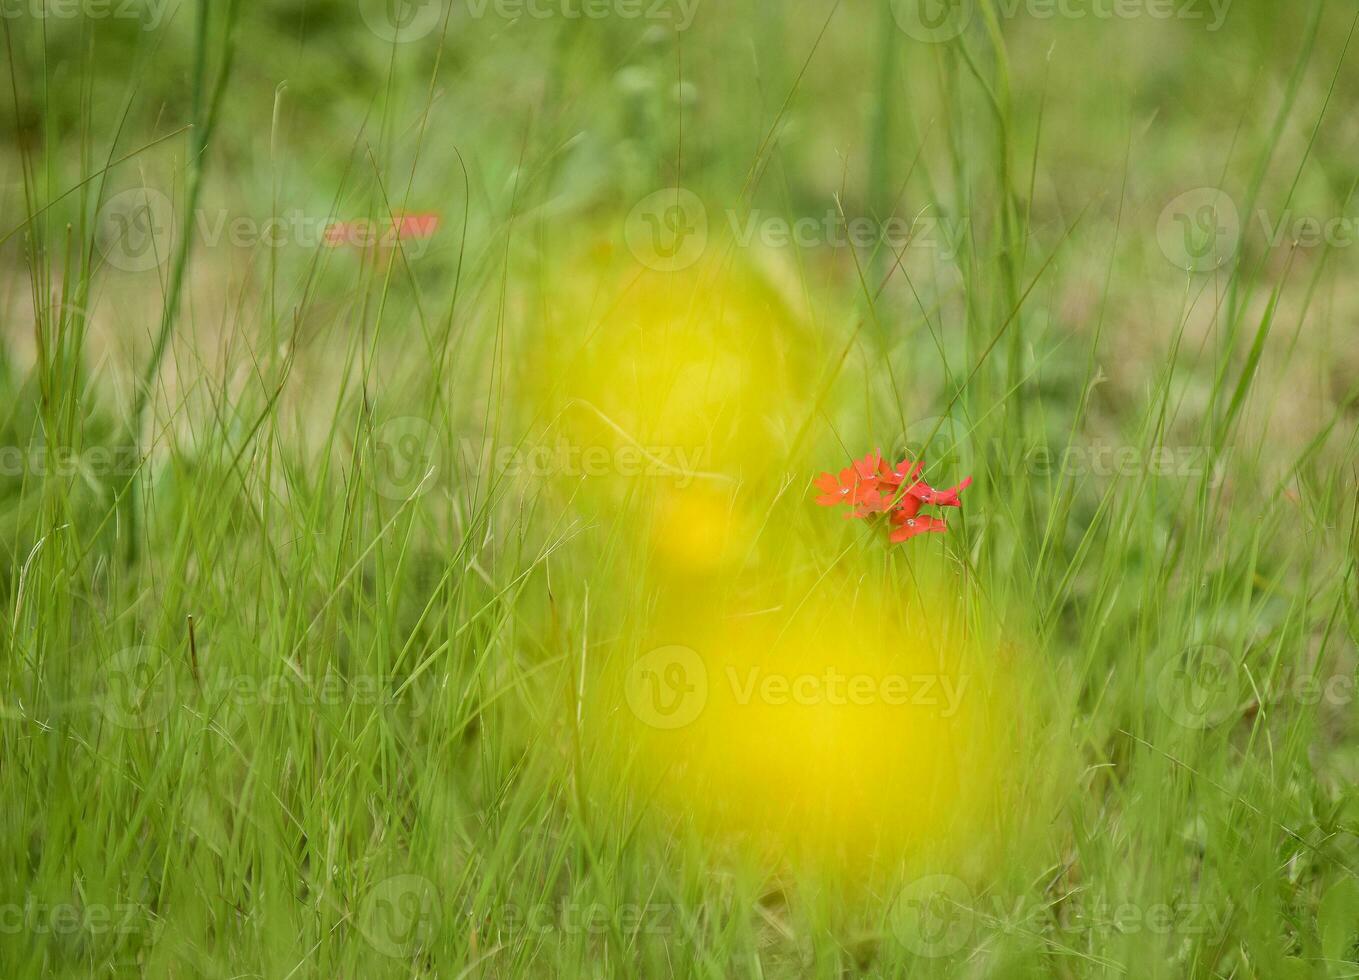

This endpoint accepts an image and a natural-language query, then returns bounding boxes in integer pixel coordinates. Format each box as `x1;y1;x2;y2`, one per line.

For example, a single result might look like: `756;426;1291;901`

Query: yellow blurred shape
528;262;809;482
596;579;1055;882
648;482;748;573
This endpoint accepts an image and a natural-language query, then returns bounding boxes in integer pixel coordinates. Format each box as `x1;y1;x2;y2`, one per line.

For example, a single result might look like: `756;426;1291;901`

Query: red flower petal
889;514;947;543
812;460;882;510
854;450;884;482
890;494;922;520
814;472;841;493
850;489;891;517
907;475;972;508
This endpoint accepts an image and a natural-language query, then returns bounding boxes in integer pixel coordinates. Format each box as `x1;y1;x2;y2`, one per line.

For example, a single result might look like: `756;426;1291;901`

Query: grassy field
2;0;1358;976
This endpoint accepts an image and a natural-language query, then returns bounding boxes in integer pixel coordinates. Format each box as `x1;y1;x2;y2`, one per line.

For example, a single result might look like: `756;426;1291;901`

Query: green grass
2;0;1358;976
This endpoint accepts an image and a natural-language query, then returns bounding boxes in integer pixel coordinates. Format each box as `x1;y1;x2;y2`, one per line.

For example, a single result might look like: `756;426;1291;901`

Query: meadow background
1;0;1358;976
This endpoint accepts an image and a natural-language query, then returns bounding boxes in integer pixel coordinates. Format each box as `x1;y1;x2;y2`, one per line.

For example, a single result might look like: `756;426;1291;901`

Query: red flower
813;450;970;546
814;452;889;511
889;510;947;543
875;456;923;491
813;466;878;509
906;476;973;509
393;211;440;239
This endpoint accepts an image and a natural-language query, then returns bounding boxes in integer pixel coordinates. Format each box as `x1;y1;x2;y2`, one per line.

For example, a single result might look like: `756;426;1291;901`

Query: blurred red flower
323;210;440;249
813;453;883;512
813;449;970;546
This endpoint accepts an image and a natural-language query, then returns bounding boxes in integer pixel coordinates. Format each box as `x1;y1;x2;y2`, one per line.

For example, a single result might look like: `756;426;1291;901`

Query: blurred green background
1;0;1357;977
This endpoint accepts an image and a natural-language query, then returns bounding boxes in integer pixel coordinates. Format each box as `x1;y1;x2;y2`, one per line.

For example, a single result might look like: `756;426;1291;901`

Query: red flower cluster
814;450;972;543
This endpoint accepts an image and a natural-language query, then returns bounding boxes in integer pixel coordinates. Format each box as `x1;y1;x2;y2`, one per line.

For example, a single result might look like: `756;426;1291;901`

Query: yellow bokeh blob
525;259;811;486
592;576;1063;885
